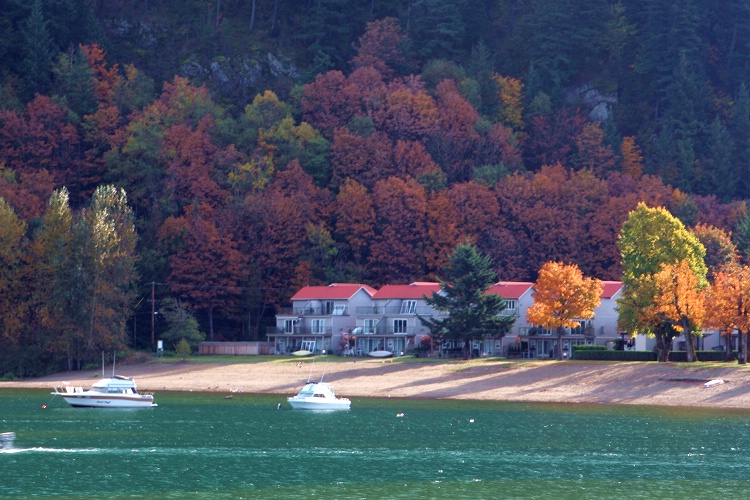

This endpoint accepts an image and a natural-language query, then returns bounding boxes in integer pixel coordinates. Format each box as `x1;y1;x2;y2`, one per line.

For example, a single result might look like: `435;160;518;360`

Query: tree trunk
739;329;746;365
725;331;734;361
249;0;256;32
463;339;470;360
270;0;281;37
684;326;697;362
556;327;564;360
655;330;671;362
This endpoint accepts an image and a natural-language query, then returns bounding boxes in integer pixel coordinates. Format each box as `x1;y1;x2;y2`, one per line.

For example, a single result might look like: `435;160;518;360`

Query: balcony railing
266;326;333;335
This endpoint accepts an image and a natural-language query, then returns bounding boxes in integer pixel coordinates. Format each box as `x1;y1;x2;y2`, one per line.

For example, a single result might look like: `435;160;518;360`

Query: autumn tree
368;176;428;285
28;188;76;369
0;197;28;344
526;261;602;360
350;17;409;78
618;203;708;362
620;136;644;179
705;264;750;363
419;243;514;359
692;224;738;280
75;185;139;361
651;261;706;362
160;204;247;341
334;179;375;272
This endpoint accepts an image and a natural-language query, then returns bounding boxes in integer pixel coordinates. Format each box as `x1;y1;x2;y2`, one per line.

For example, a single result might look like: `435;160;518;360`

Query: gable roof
372;282;442;300
486;282;534;300
291;283;377;301
600;281;624;299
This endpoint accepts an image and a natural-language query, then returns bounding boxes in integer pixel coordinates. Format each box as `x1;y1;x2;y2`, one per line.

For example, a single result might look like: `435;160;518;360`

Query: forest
1;0;750;374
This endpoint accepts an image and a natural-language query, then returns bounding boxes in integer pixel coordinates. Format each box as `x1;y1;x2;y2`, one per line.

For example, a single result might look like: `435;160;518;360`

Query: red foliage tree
301;70;351;139
160;204;247;340
350;17;409;78
525;109;587;170
0;95;80;218
428;80;480;182
330;128;394;190
161;116;232;210
368;177;428;285
334;178;376;266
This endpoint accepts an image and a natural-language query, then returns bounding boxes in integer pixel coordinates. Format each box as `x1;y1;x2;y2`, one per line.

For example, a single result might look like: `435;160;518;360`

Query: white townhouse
268;283;376;355
356;282;443;356
270;280;626;359
486;282;535;357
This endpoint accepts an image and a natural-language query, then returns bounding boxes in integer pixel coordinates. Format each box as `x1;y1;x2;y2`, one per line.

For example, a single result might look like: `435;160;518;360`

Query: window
333;304;346;315
311;319;325;334
501;300;517;316
400;300;417;314
393;319;407;334
323;301;334;315
283;319;295;333
364;319;378;334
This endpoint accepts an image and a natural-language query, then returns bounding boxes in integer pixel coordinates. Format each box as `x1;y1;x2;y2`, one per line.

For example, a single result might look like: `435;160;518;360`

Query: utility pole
151;281;155;351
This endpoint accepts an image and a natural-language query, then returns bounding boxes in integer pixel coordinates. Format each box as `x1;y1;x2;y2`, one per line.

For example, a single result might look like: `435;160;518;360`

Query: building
271;280;625;358
268;283;376;355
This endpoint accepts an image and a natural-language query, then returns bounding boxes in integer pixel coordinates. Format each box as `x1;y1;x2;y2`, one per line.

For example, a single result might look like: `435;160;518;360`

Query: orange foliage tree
651;261;706;362
704;264;750;363
527;261;603;360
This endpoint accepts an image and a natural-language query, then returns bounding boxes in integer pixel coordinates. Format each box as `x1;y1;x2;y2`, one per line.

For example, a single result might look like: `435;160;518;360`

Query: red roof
486;282;534;299
291;283;377;301
372;282;441;300
600;281;623;299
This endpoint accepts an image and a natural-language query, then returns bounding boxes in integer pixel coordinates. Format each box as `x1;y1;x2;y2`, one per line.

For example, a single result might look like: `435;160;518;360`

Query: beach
4;358;750;409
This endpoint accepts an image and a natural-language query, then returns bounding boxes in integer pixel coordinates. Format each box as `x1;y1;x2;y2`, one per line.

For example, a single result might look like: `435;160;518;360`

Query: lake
2;388;750;499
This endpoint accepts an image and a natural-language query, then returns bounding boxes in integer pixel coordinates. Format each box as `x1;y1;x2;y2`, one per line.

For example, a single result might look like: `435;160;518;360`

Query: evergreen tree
408;0;466;62
418;242;514;360
20;0;57;98
731;83;750;199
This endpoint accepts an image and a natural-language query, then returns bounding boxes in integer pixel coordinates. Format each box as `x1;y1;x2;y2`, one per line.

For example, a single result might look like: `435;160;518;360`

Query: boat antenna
319;349;329;383
306;356;314;383
102;351;105;378
112;351;116;377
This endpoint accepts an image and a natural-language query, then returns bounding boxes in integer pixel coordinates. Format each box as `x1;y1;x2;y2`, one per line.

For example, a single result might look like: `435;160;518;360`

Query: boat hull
287;398;350;410
367;350;393;358
56;394;155;408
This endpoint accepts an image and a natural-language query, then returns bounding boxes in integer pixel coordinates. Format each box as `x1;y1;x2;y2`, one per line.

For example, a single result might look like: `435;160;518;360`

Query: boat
287;382;351;410
50;353;156;408
367;350;393;358
292;350;314;357
51;375;156;408
1;432;15;450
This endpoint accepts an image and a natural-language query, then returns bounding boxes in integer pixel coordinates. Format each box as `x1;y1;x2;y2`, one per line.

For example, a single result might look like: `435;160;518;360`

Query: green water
2;389;750;499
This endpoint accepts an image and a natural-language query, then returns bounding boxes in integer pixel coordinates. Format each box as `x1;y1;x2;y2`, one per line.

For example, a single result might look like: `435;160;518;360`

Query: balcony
266;326;333;335
291;306;348;316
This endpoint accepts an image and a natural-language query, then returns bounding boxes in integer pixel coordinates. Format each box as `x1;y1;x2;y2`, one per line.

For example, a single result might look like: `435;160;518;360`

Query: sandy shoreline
3;358;750;409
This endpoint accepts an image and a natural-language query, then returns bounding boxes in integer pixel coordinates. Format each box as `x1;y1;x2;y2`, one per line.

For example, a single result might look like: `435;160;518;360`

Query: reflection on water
2;389;750;499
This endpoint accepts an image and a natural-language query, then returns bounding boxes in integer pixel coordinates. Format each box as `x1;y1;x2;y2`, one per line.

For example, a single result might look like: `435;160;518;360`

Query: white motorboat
51;352;155;408
287;382;351;410
51;375;155;408
367;350;393;358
